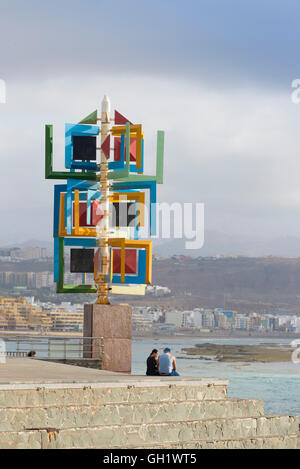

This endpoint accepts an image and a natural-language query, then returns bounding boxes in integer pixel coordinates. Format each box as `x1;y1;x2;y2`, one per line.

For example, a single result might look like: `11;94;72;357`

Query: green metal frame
45;125;164;184
56;237;97;294
45;125;97;181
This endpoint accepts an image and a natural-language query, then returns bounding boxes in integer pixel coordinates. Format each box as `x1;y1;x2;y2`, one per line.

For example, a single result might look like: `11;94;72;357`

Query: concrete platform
0;358;228;389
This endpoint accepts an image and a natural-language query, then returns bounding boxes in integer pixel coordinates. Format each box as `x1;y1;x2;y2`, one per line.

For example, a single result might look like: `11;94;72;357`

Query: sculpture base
83;303;132;373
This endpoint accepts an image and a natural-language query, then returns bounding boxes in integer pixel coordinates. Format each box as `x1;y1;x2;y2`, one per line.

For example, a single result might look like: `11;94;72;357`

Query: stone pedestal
83;304;132;373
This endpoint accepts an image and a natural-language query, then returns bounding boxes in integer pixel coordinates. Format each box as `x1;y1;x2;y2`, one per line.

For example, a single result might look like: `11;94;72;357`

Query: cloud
1;0;300;87
1;1;300;245
1;74;300;244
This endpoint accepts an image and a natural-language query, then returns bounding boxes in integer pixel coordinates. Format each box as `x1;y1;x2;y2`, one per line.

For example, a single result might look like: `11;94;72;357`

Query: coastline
133;333;300;341
0;329;299;341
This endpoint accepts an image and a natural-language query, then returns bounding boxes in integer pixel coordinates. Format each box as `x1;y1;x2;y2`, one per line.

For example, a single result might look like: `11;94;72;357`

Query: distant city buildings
0;297;52;331
0;296;299;334
0;272;93;290
10;247;47;260
132;310;153;331
165;311;183;328
133;306;300;333
0;247;48;261
35;272;54;289
0;272;54;290
134;306;163;323
0;245;55;290
1;247;300;334
0;297;83;332
146;285;171;296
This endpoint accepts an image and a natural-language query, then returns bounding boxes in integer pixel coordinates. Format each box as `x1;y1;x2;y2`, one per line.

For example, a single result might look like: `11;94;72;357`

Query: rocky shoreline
181;343;294;362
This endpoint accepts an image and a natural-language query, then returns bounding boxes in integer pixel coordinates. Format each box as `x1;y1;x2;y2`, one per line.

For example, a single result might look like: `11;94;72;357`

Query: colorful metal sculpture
45;95;164;304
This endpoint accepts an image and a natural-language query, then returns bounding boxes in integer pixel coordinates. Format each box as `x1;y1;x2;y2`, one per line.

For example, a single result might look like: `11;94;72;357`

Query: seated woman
146;349;159;376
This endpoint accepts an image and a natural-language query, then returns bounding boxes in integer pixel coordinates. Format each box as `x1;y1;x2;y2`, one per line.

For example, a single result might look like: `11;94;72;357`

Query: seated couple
146;347;180;376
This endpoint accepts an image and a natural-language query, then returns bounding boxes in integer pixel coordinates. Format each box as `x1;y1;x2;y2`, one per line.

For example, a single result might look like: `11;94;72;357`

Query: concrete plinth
84;303;132;373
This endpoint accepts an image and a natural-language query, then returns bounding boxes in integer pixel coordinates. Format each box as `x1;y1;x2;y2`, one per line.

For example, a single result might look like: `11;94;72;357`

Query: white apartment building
235;314;251;330
164;311;183;328
192;310;203;327
132;311;152;330
146;285;171;296
295;317;300;333
202;311;214;329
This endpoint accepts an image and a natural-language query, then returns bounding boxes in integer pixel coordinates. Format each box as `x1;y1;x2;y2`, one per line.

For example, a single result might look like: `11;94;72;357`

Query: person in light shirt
158;347;180;376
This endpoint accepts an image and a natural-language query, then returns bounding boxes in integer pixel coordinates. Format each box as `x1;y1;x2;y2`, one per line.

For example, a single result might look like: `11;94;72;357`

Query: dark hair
27;350;36;357
151;349;158;354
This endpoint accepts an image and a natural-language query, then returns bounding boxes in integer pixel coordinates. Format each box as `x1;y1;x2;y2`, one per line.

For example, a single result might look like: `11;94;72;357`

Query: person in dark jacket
146;349;159;376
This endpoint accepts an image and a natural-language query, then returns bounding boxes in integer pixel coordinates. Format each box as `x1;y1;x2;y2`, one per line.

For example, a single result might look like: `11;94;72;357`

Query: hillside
2;256;300;314
148;256;300;314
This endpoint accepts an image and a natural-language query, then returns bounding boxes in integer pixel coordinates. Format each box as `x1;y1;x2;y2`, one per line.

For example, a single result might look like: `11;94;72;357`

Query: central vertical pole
96;95;111;304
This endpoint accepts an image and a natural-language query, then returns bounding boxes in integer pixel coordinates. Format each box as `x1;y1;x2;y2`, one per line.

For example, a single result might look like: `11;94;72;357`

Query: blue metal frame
112;180;157;235
65;123;100;170
65;124;144;174
110;248;146;284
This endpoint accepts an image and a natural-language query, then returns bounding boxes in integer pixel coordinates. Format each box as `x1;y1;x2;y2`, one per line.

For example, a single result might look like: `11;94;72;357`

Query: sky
1;0;300;245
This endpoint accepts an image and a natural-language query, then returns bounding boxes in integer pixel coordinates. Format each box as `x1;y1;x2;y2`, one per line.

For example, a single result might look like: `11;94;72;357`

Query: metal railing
6;351;27;357
1;336;104;360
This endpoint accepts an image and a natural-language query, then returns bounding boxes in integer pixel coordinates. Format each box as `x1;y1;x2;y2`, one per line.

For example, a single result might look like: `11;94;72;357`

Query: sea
2;336;300;419
132;337;300;419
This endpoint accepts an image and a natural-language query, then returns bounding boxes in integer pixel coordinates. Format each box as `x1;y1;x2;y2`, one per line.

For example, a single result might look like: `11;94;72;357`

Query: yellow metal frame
110;284;146;295
108;238;152;284
58;190;145;237
93;238;152;285
112;191;145;227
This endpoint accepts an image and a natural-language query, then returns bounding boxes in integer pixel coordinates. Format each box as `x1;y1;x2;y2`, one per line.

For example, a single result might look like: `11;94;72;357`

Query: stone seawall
0;359;298;449
0;374;298;449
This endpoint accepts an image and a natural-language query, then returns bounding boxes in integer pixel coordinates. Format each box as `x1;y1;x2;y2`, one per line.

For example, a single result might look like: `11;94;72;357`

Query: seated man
158;347;180;376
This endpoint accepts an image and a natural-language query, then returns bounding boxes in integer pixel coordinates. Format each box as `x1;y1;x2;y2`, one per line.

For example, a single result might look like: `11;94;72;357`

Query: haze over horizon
4;230;300;259
1;0;300;248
